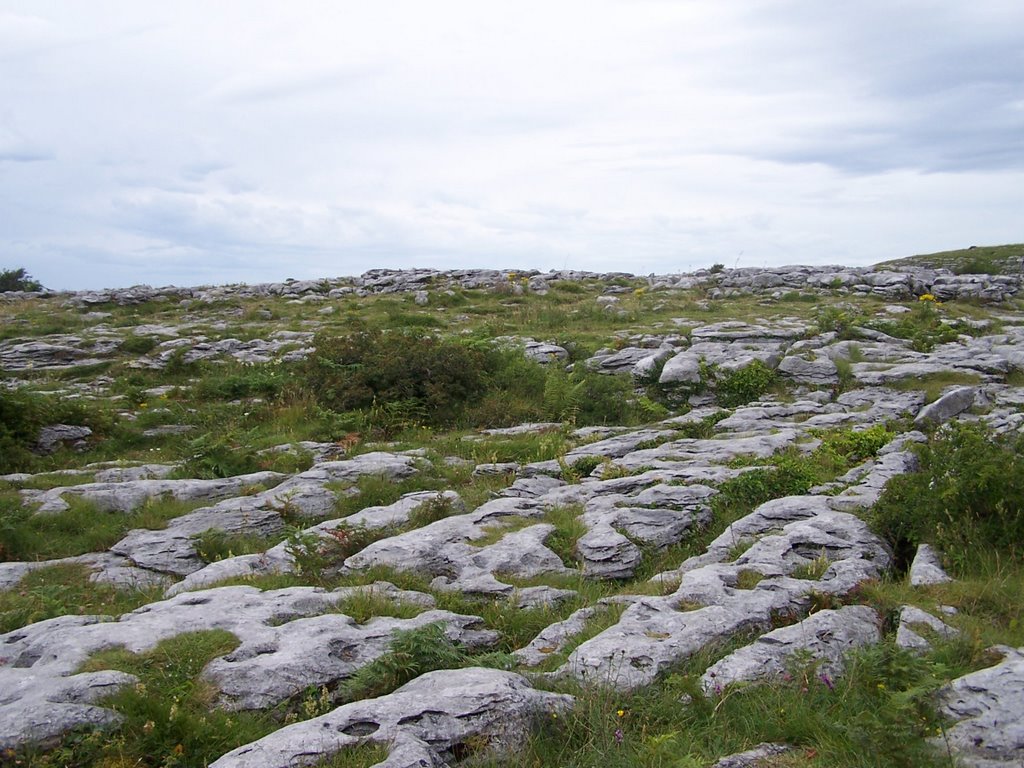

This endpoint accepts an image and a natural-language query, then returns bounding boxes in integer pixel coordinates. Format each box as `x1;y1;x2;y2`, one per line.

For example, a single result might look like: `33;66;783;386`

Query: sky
1;1;1022;290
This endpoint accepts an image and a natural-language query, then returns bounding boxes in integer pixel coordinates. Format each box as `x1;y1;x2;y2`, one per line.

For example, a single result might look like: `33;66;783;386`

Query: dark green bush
814;306;858;338
818;424;895;464
715;361;776;408
341;622;468;702
872;424;1024;574
953;257;1001;275
304;328;488;429
304;330;654;433
714;455;820;513
0;267;42;292
177;432;263;479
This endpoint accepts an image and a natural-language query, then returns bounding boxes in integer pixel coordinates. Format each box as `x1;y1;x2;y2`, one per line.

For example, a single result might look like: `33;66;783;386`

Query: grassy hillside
875;243;1024;275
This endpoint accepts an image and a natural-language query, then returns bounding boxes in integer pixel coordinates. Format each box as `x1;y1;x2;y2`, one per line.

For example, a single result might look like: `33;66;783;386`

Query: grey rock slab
777;354;839;386
208;668;574;768
1;552;172;591
895;605;960;653
513;607;599;667
611;429;799;473
522;340;569;364
91;463;177;482
689;321;808;342
563;429;678;461
32;471;285;515
299;452;419;485
700;605;881;693
577;522;642;579
168;492;465;595
206;607;497;712
685;495;837;570
658;350;702;384
344;491;464;529
0;584;495;746
658;340;787;386
0;668;137;750
935;646;1024;768
501;475;567;498
473;462;520;476
909;544;953;586
0;341;102;371
913;386;978;427
713;400;826;433
34;424;93;454
710;743;793;767
110;498;286;576
602;505;710;551
111;453;419;576
558;590;797;689
344;497;570;596
479;422;562;436
561;502;890;689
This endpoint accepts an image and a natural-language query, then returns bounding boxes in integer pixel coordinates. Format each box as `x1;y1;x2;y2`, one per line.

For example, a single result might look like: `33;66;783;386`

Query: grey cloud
0;149;52;163
208;68;380;105
180;162;232;182
729;2;1024;174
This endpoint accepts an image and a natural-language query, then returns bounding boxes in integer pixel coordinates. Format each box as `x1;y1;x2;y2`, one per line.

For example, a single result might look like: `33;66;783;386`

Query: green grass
541;505;587;568
473;641;962;768
0;564;163;633
890;371;983;403
1;494;208;561
10;631;279;768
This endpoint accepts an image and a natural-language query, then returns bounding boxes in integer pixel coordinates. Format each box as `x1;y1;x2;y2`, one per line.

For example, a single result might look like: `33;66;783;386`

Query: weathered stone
895;605;960;653
167;492;464;595
913;386;978;427
935;646;1024;767
32;471;284;515
700;606;880;693
0;585;496;748
34;424;92;455
711;743;793;767
513;607;598;667
909;544;953;587
208;668;574;768
777;353;839;386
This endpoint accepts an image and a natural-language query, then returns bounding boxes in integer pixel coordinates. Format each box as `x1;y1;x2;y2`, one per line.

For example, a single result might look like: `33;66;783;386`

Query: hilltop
1;249;1023;768
874;243;1024;276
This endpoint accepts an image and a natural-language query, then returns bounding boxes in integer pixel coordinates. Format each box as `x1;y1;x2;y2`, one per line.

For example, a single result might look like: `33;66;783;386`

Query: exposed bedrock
0;583;495;749
209;667;574;768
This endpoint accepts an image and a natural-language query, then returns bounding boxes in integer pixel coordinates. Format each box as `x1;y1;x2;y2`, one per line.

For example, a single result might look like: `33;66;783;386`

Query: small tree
0;268;43;292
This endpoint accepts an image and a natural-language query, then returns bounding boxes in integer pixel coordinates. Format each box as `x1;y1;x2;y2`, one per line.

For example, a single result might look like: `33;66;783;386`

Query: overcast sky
1;1;1022;290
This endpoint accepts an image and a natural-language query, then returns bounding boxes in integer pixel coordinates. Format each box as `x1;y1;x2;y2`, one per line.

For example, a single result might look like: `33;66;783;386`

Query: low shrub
868;301;960;352
193;362;289;402
714;361;776;408
304;328;489;430
304;329;655;433
0;267;42;292
341;622;468;701
871;423;1024;574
